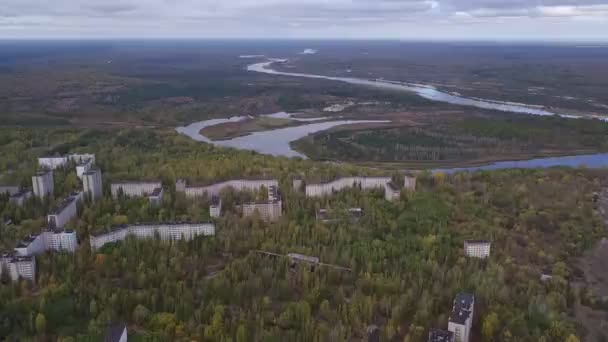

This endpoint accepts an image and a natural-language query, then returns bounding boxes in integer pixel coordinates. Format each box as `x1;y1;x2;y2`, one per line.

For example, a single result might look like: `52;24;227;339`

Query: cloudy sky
1;0;607;41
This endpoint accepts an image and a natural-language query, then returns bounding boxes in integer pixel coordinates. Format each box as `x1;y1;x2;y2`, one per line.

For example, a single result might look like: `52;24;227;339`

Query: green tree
482;312;499;341
35;313;46;335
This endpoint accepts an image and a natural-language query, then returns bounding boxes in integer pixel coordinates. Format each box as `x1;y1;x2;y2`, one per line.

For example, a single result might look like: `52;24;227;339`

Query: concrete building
385;182;401;201
104;324;128;342
404;175;417;191
210;196;222;218
69;153;95;164
148;188;164;207
316;208;363;223
306;177;392;197
9;189;32;207
32;170;54;199
89;223;216;251
448;293;475;342
241;185;282;222
48;195;79;229
111;181;162;198
83;168;103;201
0;253;36;281
38;156;68;170
76;158;93;179
428;329;455;342
177;179;279;198
464;240;491;259
0;186;20;196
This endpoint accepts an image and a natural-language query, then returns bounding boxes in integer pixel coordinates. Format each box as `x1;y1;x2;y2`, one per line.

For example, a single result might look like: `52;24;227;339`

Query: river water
176;114;389;158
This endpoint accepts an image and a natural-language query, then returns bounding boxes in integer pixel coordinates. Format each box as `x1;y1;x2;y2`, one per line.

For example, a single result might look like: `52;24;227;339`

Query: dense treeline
0;128;606;341
293;115;608;165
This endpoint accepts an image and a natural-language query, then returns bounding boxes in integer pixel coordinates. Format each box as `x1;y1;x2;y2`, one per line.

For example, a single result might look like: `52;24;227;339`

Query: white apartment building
305;177;392;197
210;196;222;218
148;188;164;207
111;181;162;198
0;254;36;281
38;156;68;170
242;201;282;222
464;240;491;259
9;189;32;207
14;229;79;256
68;153;95;164
448;293;475;342
177;179;279;198
0;186;20;196
385;182;401;201
48;195;79;229
83;168;103;201
89;223;216;251
32;170;54;199
75;158;93;179
404;175;417;191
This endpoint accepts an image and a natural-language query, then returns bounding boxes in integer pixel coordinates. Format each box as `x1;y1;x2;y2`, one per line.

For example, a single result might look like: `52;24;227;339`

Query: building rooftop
104;324;127;342
91;222;214;237
449;293;475;325
83;168;101;176
465;240;491;245
210;195;221;206
428;329;454;342
10;189;31;198
287;253;320;264
50;196;77;215
76;159;92;166
112;180;161;185
386;181;400;191
149;187;163;197
307;176;391;185
35;170;52;176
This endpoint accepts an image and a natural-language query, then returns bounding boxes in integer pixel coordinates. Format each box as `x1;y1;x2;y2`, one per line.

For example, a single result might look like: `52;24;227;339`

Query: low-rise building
83;168;103;201
111;181;162;198
448;293;475;342
428;329;454;342
464;240;491;259
89;223;216;251
32;170;54;199
9;189;32;207
210;196;222;218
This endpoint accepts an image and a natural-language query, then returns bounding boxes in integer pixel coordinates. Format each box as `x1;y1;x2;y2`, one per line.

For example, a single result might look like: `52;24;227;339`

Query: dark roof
50;196;77;215
83;168;101;176
386;181;400;191
449;293;475;325
76;159;92;166
428;329;454;342
149;187;163;197
464;240;491;245
367;325;380;342
104;324;126;342
211;195;221;206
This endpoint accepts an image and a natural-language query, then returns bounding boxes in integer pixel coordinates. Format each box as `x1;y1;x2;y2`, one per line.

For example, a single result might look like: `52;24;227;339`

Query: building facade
404;175;417;191
241;201;282;222
89;223;216;251
148;188;164;207
76;158;93;179
83;168;103;201
111;181;162;198
305;177;392;197
209;196;222;218
464;240;491;259
448;293;475;342
32;170;54;199
9;189;32;207
48;195;79;229
0;254;36;281
177;179;279;198
385;182;401;201
38;156;68;170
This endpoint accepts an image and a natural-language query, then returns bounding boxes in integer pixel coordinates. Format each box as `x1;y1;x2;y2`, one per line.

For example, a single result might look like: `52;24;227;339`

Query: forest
292;114;608;167
0;127;606;341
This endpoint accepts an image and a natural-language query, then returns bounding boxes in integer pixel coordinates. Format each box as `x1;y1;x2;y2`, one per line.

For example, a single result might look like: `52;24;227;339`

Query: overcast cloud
0;0;607;40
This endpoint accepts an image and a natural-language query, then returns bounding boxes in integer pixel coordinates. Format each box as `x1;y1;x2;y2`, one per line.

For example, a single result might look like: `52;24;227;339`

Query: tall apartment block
428;329;454;342
83;168;103;201
241;185;282;222
464;240;491;259
448;293;475;342
32;170;54;199
177;179;279;198
210;196;222;218
47;194;81;229
89;223;216;251
111;181;162;198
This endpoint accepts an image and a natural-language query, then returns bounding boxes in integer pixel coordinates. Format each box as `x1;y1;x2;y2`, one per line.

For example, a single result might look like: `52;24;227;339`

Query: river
247;60;608;121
